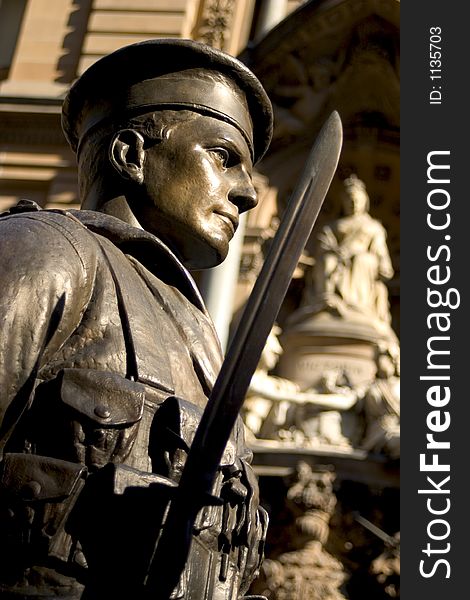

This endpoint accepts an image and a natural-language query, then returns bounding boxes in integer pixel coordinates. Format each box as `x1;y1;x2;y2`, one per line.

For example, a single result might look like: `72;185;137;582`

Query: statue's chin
183;242;227;271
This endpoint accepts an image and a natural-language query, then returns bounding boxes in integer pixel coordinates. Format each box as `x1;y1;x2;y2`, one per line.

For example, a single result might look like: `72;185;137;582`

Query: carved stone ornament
250;463;347;600
195;0;236;51
270;54;338;144
359;342;400;458
370;533;400;598
243;327;359;448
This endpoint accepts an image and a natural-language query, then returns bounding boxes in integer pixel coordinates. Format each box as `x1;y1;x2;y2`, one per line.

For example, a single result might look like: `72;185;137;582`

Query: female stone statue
313;174;393;324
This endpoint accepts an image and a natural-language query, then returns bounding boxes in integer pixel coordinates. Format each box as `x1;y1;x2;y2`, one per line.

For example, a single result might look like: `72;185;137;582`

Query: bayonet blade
145;111;343;598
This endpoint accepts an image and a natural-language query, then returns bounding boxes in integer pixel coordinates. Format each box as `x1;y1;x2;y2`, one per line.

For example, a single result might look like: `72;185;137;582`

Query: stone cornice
0;108;66;147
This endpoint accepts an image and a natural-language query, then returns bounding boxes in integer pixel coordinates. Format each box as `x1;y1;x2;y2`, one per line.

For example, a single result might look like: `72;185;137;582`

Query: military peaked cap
62;38;273;163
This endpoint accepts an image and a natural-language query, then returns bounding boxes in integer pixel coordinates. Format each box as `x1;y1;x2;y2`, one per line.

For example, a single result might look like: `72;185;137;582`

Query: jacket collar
70;209;207;313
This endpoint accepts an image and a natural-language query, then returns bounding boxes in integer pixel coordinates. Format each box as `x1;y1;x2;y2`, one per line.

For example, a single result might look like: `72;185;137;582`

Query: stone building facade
0;0;305;211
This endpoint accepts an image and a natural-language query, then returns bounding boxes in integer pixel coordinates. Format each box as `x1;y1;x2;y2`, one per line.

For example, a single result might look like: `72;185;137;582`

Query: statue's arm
248;371;299;399
299;390;357;410
371;224;394;279
0;214;97;455
317;224;338;252
249;372;357;409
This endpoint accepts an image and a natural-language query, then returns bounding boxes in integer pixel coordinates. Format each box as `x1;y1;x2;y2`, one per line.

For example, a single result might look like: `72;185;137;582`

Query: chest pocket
61;368;145;470
33;369;146;471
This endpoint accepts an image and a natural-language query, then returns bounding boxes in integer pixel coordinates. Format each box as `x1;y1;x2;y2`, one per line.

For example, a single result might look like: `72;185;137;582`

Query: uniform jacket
0;206;265;599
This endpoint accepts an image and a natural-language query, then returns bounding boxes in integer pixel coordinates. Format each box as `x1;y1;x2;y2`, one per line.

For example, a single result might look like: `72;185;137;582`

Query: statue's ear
109;129;145;184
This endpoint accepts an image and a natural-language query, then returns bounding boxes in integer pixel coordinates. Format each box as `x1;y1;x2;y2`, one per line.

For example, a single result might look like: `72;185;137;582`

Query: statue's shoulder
0;200;99;273
362;212;386;232
1;199;87;234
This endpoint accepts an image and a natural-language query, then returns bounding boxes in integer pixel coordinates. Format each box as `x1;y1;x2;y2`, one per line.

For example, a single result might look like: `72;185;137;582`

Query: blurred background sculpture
244;326;299;440
359;342;400;458
244;327;358;446
250;462;347;600
310;174;394;326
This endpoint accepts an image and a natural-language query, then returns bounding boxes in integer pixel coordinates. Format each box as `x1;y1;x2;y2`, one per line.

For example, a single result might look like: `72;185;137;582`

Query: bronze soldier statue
0;39;273;599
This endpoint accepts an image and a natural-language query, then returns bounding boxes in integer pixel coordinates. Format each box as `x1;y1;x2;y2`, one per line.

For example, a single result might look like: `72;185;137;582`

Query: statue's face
342;185;368;216
262;330;283;371
136;114;256;269
377;353;396;378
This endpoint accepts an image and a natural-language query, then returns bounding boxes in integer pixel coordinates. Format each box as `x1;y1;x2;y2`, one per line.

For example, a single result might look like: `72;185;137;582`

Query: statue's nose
229;173;257;214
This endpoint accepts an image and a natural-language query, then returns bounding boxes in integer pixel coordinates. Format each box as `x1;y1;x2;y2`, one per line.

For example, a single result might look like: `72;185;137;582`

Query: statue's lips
214;210;238;236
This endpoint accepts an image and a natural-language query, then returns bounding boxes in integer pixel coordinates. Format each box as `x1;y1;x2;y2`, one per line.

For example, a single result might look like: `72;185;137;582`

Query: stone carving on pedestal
358;343;400;459
250;462;347;600
243;326;299;441
284;368;359;449
243;328;358;448
370;532;400;598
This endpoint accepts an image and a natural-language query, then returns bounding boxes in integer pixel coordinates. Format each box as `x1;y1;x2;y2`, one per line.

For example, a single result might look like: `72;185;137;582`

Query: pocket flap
60;368;145;426
1;453;86;501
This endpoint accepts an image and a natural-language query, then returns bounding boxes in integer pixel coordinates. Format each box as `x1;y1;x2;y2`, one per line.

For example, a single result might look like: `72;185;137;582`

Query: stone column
254;0;288;40
199;212;247;351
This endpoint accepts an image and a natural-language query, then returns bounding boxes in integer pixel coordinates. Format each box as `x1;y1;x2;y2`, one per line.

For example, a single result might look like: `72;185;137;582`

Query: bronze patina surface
0;39;272;600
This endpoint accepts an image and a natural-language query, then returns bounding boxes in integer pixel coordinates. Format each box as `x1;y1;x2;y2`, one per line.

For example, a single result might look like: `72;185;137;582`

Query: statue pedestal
278;304;397;390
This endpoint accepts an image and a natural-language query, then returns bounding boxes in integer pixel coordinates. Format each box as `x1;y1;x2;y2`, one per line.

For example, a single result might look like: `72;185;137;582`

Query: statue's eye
209;147;231;168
